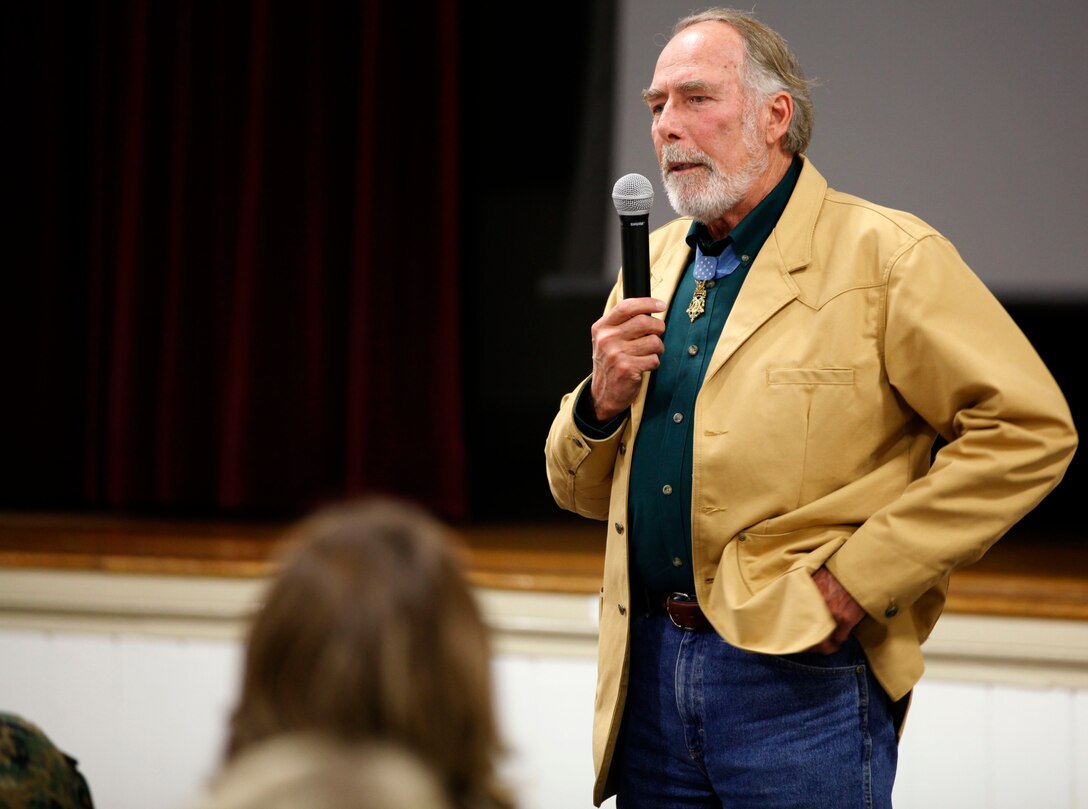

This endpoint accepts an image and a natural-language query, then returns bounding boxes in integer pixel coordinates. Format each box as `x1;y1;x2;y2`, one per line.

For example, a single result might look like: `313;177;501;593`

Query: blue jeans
611;612;897;809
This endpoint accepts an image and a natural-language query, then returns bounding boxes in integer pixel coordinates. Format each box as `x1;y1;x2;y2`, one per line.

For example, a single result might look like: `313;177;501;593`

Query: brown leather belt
654;592;713;632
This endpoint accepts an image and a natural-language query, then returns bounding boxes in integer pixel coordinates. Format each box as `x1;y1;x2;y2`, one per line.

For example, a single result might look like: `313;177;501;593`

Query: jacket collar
649;156;827;295
642;158;829;387
768;154;828;274
705;158;827;378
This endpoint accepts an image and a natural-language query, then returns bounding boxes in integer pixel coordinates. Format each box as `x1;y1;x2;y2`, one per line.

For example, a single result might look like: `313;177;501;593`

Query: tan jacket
544;158;1077;805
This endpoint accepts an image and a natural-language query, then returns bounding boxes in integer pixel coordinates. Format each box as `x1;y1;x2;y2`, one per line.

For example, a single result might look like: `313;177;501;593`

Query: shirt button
619;441;626;454
687;345;699;356
672;557;683;567
672;413;684;424
662;484;673;495
885;602;899;618
572;438;584;448
741;254;750;262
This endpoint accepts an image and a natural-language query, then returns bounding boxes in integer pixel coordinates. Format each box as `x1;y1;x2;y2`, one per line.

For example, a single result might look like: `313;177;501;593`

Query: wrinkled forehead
650;21;746;90
648;22;744;83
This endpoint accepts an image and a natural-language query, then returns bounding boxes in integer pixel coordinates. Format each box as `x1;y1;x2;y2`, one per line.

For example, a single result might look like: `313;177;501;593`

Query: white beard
660;107;768;224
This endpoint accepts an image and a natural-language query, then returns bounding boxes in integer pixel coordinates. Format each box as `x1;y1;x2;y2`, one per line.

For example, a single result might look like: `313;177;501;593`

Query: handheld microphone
612;173;654;300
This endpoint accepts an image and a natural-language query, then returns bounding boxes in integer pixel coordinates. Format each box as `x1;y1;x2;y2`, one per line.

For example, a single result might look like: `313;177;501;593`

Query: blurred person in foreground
545;7;1077;808
0;712;94;808
206;497;512;809
192;734;452;809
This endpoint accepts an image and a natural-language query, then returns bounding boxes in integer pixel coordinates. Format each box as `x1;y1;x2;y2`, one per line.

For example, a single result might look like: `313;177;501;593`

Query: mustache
660;144;715;174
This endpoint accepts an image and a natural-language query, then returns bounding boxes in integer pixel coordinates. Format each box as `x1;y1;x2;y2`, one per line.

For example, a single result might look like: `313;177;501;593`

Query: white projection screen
608;0;1088;300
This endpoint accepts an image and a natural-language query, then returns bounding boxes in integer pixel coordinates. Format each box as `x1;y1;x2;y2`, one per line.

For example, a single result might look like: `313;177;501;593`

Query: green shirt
627;157;802;594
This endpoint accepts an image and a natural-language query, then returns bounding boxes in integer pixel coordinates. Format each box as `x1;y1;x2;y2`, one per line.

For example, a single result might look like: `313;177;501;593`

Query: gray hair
673;8;814;154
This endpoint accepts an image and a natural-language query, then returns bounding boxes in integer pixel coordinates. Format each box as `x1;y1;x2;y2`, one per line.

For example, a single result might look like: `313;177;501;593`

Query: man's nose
653;101;684;142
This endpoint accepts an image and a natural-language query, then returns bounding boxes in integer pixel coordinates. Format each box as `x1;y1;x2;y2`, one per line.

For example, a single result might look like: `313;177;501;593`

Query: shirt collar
684;155;803;258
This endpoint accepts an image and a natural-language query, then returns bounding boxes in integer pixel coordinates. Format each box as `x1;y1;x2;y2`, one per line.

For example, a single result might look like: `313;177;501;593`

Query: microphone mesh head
612;173;654;216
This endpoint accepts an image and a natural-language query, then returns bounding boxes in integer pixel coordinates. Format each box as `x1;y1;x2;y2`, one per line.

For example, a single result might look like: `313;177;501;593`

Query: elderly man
545;8;1077;809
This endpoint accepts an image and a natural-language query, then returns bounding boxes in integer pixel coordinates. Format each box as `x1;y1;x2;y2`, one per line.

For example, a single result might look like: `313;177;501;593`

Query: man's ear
764;91;793;146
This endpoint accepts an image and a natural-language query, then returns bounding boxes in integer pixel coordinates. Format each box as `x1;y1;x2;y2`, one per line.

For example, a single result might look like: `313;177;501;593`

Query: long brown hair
225;498;511;809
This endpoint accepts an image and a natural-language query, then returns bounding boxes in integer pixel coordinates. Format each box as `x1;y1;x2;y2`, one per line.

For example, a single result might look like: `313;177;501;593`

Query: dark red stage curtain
2;1;465;519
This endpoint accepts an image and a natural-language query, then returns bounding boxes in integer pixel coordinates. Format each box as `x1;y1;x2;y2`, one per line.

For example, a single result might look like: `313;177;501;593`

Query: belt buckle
667;592;697;631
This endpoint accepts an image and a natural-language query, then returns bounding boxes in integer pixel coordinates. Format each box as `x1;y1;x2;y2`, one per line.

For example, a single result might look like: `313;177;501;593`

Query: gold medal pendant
686;280;707;322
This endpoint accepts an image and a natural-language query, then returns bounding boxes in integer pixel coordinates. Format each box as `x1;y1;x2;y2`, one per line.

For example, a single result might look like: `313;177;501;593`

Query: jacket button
737;533;747;542
614;523;624;534
885;603;899;618
572;438;584;448
618;604;627;615
619;442;626;454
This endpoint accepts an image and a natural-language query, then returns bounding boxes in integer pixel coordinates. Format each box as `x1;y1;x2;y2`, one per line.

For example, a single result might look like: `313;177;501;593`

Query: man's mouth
668;161;707;174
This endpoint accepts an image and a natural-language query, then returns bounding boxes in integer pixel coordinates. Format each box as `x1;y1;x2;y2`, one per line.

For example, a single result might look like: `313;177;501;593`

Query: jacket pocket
766;367;855;386
735;526;851;592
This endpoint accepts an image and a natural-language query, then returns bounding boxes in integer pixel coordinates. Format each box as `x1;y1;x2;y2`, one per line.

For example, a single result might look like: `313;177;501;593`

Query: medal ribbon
686;243;741;322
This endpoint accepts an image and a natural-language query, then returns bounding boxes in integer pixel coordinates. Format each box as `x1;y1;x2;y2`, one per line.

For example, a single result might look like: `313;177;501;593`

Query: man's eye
650;104;664;116
689;96;707;104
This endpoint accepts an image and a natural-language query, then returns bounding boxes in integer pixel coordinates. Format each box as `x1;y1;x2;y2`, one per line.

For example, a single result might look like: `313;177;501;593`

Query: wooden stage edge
0;512;1085;621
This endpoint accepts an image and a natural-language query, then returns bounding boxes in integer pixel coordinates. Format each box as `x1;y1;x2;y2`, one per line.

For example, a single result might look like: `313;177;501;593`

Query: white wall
0;570;1086;809
0;630;242;808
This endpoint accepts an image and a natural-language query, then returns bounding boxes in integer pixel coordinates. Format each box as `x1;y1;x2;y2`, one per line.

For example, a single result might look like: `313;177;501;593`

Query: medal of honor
687;244;741;322
686;281;708;321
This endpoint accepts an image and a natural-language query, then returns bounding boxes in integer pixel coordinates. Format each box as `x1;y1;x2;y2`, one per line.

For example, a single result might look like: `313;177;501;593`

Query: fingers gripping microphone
612;173;654;300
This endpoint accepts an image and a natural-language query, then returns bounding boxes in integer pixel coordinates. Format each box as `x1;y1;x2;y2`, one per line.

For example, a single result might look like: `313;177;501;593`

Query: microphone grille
612;173;654;216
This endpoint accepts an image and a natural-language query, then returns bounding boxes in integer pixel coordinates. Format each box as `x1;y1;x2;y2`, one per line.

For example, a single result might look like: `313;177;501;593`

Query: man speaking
545;8;1077;808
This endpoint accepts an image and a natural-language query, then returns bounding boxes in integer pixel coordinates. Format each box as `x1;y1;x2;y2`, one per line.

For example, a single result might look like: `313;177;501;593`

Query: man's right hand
589;297;667;423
